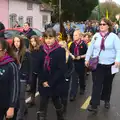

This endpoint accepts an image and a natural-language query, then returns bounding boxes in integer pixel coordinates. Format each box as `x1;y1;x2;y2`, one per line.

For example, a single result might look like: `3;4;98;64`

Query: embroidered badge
80;46;83;48
0;69;5;75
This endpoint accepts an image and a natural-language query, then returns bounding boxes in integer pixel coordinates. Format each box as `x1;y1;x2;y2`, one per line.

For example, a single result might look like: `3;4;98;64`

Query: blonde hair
59;41;67;49
74;29;82;37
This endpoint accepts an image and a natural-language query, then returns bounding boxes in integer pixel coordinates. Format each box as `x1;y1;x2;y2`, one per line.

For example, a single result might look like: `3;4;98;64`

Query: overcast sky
100;0;120;5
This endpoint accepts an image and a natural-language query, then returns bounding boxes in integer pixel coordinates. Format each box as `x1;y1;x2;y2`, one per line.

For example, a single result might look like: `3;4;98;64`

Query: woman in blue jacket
85;18;120;113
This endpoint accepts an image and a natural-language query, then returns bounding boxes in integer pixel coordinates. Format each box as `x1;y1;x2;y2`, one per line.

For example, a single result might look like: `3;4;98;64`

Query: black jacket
70;41;87;73
65;56;74;79
31;49;41;74
23;28;36;39
19;51;32;83
38;46;67;96
0;62;20;108
0;22;5;38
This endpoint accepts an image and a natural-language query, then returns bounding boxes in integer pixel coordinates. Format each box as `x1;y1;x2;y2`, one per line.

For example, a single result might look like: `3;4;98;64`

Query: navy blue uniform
70;41;87;98
38;46;66;96
37;45;67;120
0;61;20;120
30;49;41;95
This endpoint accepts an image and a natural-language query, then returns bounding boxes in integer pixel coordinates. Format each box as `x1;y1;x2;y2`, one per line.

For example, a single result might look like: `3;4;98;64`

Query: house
0;0;9;28
0;0;52;31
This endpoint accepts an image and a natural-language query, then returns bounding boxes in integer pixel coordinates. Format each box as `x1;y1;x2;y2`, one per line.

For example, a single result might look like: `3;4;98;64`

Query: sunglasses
99;23;107;26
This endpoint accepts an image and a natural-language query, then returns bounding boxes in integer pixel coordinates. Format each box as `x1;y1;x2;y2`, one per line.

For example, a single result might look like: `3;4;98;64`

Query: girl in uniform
0;39;20;120
28;35;41;106
37;28;66;120
69;30;87;101
59;41;74;118
11;36;32;120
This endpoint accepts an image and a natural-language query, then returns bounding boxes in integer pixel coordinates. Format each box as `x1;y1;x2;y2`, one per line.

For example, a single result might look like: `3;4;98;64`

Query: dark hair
43;28;56;38
0;22;5;38
0;39;18;63
100;18;113;32
29;35;41;51
60;21;67;40
11;35;26;63
24;22;30;27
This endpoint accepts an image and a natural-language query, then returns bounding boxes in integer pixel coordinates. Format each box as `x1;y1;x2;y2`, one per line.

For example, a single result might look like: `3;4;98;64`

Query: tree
90;1;120;21
41;0;98;21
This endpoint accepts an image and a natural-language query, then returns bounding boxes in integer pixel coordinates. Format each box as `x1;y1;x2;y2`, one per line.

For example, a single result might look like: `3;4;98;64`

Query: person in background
66;34;73;50
37;28;66;120
28;35;42;107
59;41;74;118
79;21;85;33
11;36;32;120
14;21;20;28
84;32;92;46
65;23;74;38
69;30;87;101
0;22;5;39
85;18;120;113
0;39;20;120
23;22;36;39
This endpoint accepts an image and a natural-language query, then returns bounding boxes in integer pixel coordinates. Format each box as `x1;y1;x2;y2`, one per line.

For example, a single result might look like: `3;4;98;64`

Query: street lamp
59;0;61;22
98;0;101;21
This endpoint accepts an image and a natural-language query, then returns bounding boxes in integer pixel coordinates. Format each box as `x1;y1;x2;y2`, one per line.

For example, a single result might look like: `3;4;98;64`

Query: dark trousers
39;96;62;112
90;64;115;106
31;73;38;95
60;78;72;114
70;69;85;97
0;108;18;120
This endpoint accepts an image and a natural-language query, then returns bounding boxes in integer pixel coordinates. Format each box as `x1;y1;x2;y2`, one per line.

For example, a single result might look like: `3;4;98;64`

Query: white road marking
25;92;39;103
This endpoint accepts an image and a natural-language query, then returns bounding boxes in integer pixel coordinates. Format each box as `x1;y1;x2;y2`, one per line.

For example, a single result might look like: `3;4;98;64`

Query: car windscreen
33;28;43;37
4;30;21;39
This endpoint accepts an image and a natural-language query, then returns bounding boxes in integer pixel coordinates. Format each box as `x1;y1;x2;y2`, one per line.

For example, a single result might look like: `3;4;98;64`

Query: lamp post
59;0;62;22
98;0;101;21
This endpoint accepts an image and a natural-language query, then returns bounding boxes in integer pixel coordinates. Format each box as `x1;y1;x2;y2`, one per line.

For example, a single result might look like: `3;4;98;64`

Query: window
9;14;17;28
4;30;21;39
18;16;24;26
33;28;43;37
42;15;48;27
27;2;33;10
26;16;33;27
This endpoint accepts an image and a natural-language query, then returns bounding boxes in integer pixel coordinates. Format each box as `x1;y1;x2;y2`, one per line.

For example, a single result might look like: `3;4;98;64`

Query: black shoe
27;100;35;107
80;89;85;95
24;108;28;115
104;101;110;109
70;96;76;101
37;111;47;120
87;105;98;113
56;107;64;120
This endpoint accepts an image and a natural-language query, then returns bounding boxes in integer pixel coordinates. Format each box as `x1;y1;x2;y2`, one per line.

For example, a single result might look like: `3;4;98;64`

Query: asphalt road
25;72;120;120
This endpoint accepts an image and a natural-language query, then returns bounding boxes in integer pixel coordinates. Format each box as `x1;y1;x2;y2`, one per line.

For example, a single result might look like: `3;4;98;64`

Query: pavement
25;72;120;120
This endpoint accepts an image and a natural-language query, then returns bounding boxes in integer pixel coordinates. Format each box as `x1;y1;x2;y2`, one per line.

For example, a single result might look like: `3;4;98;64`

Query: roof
40;3;53;12
20;0;41;4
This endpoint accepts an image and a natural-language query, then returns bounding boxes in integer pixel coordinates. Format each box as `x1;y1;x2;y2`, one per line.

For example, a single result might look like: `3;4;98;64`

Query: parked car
1;27;43;45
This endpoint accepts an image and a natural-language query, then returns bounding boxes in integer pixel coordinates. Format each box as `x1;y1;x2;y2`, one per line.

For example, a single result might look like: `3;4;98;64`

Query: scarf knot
43;41;60;71
74;40;82;57
44;55;51;71
100;32;109;50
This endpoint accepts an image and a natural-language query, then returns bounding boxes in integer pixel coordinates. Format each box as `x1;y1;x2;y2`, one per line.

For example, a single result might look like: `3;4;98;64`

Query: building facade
0;0;9;28
0;0;52;31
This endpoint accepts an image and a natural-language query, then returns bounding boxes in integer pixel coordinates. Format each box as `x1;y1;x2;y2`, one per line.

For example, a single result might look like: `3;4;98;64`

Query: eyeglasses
99;23;107;26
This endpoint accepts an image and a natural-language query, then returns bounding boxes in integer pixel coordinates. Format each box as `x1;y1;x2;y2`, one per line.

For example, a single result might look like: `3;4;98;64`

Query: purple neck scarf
100;32;109;50
43;42;60;71
74;40;82;57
